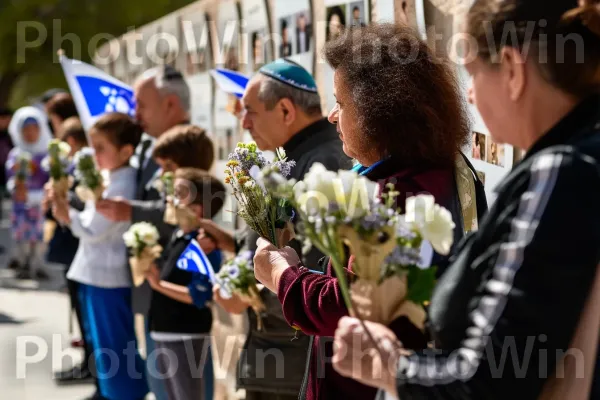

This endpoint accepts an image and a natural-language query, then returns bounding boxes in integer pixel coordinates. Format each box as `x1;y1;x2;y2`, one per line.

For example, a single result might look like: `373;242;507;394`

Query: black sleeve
395;151;600;400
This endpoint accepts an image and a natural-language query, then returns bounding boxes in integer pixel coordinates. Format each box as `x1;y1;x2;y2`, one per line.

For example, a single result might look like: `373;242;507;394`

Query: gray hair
137;66;191;112
257;76;322;116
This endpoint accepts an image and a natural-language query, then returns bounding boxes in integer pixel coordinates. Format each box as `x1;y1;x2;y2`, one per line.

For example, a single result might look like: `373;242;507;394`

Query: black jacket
395;95;600;399
148;230;212;334
237;118;352;394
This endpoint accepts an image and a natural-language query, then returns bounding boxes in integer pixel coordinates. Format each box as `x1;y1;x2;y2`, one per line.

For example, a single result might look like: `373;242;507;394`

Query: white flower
275;147;286;160
244;180;255;189
294;163;377;219
58;141;71;158
123;230;137;248
248;165;266;193
405;195;455;255
124;222;160;248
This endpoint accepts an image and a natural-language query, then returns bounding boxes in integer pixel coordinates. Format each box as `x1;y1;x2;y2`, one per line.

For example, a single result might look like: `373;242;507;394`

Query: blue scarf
351;159;387;176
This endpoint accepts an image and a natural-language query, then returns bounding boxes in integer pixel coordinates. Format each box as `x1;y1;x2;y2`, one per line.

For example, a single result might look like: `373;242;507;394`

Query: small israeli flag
59;54;136;131
176;239;217;283
209;68;249;99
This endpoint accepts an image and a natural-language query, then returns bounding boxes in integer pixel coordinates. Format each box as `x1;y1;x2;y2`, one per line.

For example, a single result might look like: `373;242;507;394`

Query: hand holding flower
13;180;28;203
212;284;250;314
144;263;161;289
253;237;301;293
333;317;404;398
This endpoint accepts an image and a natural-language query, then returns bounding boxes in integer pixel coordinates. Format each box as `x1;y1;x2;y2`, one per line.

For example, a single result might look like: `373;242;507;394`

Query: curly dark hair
324;23;470;168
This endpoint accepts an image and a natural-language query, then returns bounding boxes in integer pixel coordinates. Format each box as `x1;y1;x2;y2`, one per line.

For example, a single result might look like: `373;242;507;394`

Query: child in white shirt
52;112;149;400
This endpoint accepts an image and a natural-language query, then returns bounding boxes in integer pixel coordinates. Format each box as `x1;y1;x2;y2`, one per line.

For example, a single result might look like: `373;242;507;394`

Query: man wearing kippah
207;59;351;399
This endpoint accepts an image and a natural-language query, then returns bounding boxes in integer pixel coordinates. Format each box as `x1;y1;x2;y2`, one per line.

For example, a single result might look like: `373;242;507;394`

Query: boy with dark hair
152;125;214;172
144;167;225;400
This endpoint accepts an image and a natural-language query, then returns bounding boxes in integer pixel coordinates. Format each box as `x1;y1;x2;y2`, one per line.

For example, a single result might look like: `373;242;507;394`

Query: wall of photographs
95;0;514;204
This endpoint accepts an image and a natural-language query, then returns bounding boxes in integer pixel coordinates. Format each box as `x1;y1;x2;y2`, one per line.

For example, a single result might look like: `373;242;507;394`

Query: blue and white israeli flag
59;54;136;131
176;239;217;283
209;68;249;99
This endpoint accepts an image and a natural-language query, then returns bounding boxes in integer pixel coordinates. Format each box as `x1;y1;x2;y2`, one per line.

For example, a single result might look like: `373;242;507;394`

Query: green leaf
406;265;437;304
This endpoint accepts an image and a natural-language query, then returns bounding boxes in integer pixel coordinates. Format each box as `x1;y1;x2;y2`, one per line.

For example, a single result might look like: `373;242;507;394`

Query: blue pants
79;284;149;400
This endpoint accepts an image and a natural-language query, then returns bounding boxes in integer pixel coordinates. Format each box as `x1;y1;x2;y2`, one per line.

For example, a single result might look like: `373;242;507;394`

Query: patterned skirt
11;202;44;242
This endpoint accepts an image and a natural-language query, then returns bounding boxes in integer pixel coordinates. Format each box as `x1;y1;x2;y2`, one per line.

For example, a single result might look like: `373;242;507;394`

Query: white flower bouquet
42;139;71;199
263;163;455;328
73;148;104;202
217;250;266;330
123;222;163;286
225;142;296;248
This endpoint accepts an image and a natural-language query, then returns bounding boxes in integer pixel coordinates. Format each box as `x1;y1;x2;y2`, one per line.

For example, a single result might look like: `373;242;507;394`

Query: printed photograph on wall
278;16;294;58
242;0;273;74
273;0;313;72
326;4;347;41
250;29;267;70
486;139;505;167
471;132;486;161
323;0;370;111
347;1;366;28
294;11;312;54
181;8;211;76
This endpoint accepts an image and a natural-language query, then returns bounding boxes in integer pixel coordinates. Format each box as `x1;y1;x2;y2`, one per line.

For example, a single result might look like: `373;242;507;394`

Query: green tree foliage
0;0;193;108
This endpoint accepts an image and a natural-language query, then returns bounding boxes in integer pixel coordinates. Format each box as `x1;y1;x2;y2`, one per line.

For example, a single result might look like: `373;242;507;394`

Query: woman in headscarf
6;106;51;279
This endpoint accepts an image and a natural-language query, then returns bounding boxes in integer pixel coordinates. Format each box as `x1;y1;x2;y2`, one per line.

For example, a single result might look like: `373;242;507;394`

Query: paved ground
0;199;248;400
0;201;95;400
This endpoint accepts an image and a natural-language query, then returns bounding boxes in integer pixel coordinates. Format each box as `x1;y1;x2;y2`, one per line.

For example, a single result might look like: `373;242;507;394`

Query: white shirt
130;133;155;170
67;166;137;288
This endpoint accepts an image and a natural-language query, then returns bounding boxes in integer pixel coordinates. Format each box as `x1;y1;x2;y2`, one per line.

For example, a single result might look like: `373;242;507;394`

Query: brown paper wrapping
129;245;163;287
163;201;178;225
75;185;104;203
350;277;426;329
338;224;426;329
51;177;70;200
163;198;200;231
238;284;266;331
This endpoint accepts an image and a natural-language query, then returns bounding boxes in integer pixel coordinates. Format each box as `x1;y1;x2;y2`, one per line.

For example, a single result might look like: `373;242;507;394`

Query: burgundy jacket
276;157;460;400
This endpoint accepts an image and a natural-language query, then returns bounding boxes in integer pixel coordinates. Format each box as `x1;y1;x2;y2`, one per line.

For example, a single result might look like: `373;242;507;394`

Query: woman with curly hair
252;23;486;400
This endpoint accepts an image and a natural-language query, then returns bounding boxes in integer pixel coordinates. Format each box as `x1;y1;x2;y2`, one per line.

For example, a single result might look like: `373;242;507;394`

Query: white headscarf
8;106;52;154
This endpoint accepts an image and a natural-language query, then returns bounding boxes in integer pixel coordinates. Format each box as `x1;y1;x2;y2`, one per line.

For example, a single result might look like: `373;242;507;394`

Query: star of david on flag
59;54;136;132
176;239;217;283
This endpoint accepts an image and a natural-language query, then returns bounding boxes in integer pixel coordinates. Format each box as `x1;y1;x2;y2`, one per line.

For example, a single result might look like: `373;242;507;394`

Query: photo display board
242;0;274;75
212;0;243;230
322;0;371;112
181;6;214;133
272;0;314;73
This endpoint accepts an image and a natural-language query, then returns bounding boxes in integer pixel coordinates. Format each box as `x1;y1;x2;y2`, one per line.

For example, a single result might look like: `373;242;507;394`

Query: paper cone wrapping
130;245;163;287
350;277;426;329
238;284;266;331
339;224;426;329
75;185;104;203
52;177;70;200
163;200;178;225
43;220;57;243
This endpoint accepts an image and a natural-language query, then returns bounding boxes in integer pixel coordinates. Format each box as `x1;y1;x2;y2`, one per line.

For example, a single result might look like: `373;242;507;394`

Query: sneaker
16;269;31;280
54;364;94;385
7;259;20;270
35;270;50;281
